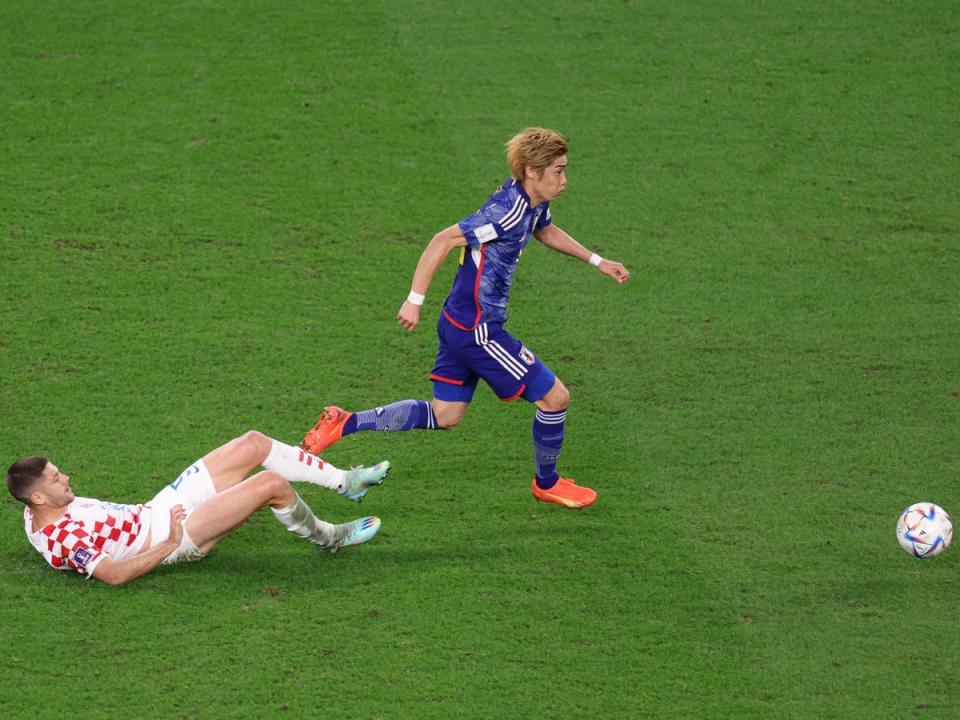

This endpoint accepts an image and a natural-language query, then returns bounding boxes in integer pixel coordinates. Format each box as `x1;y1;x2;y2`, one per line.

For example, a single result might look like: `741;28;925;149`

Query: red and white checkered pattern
24;497;148;579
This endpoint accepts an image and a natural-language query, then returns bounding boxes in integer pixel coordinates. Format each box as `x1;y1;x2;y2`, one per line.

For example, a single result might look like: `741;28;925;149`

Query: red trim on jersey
442;310;473;331
471;245;485;327
443;244;486;331
501;384;526;402
430;374;465;386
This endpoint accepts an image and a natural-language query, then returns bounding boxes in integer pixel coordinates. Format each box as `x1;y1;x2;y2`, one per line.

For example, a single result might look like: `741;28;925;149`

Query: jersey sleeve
535;205;552;230
458;204;503;247
40;520;106;579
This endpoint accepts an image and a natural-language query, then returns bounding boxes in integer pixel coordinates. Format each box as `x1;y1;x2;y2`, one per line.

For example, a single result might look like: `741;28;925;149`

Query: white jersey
24;497;151;579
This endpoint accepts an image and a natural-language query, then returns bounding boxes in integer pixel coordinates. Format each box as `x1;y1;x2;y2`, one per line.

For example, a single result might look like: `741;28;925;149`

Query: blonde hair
505;127;569;181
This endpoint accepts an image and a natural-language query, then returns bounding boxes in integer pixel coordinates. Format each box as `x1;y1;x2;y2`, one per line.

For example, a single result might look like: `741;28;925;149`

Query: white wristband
407;290;425;306
588;253;603;267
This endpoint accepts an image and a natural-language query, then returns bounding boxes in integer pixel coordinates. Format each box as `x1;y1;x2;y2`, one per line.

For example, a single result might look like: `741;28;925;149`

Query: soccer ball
896;502;953;558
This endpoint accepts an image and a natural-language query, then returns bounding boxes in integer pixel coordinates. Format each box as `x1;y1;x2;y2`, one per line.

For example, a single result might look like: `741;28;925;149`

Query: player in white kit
6;430;390;585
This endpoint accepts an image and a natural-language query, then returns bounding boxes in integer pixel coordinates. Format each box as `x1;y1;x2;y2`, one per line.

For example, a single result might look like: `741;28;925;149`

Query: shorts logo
375;406;385;416
170;464;199;491
519;346;536;366
73;547;93;569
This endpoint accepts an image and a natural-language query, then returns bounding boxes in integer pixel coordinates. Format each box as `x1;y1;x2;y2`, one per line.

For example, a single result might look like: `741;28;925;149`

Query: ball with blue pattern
897;502;953;558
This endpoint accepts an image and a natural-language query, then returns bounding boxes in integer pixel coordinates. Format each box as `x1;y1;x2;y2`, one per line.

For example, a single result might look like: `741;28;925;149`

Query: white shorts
147;460;217;564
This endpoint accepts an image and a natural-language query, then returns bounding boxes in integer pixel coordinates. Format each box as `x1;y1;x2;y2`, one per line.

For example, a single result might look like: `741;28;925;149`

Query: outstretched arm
92;505;186;586
534;223;630;284
397;224;468;331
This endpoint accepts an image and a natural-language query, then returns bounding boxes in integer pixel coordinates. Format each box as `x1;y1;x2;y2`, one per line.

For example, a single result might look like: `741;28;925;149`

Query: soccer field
2;1;958;717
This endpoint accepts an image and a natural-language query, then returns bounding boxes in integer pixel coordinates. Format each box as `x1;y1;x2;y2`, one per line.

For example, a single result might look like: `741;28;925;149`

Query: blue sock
343;400;438;435
533;409;566;489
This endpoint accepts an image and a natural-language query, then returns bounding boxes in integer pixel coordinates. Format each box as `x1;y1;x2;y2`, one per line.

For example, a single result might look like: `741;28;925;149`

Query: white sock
271;494;337;548
262;439;346;492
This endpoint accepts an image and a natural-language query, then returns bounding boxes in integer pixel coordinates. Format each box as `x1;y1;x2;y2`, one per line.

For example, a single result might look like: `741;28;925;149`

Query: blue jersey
442;178;553;330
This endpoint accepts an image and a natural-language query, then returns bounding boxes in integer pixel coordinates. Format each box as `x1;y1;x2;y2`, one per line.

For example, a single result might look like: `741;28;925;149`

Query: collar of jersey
508;177;533;205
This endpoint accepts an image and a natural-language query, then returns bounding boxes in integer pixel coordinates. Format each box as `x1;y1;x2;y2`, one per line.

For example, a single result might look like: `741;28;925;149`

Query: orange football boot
302;406;353;454
531;477;597;509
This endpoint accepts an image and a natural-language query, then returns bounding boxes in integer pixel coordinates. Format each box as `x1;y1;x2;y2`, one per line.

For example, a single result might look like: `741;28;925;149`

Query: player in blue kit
303;128;629;509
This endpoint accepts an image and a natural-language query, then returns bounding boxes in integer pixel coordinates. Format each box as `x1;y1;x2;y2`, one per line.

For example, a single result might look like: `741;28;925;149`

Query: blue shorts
430;314;556;403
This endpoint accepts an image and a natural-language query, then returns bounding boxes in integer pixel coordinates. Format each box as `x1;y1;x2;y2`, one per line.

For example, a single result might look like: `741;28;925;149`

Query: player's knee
239;430;271;457
540;380;570;412
433;405;464;429
435;413;461;430
258;471;294;504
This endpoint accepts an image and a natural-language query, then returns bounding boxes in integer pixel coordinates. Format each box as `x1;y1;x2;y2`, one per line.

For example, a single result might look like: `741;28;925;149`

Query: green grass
2;1;959;717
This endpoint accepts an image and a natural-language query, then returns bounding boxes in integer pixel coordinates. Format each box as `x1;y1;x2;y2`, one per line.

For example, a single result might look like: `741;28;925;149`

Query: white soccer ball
896;502;953;558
